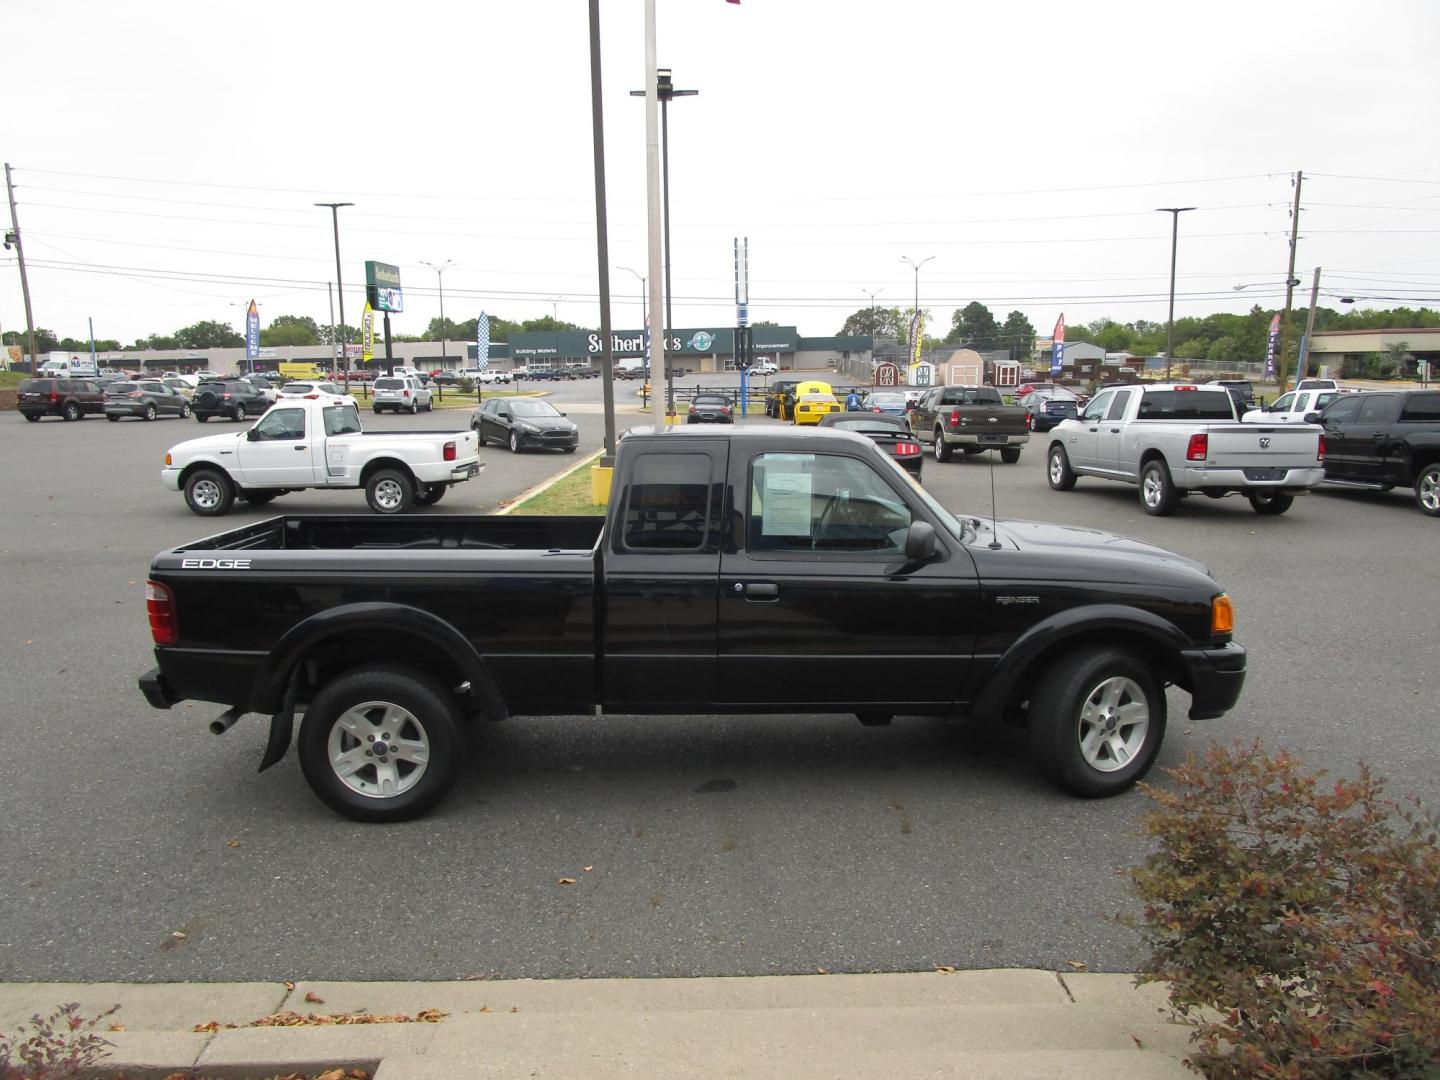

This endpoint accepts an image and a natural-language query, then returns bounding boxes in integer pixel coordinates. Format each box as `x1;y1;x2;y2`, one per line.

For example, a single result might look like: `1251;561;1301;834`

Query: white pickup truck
162;394;482;517
1240;386;1355;424
1045;383;1325;516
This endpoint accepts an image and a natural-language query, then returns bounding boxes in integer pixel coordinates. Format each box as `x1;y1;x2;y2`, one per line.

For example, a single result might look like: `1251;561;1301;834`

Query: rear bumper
944;431;1030;447
1176;465;1325;490
1179;642;1247;720
104;403;146;417
138;667;179;710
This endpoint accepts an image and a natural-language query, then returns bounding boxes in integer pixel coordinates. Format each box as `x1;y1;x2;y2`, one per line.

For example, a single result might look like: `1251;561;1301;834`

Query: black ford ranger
138;426;1246;822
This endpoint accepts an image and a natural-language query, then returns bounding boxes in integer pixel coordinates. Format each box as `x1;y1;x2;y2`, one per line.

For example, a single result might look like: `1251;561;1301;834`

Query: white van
38;355;98;379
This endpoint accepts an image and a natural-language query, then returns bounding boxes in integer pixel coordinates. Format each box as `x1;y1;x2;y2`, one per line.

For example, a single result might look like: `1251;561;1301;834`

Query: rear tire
1248;490;1294;515
143;403;158;422
373;405;382;415
233;403;247;422
1139;460;1179;516
107;414;120;422
24;414;39;422
1028;646;1166;797
1415;462;1440;517
933;428;953;462
1000;446;1022;464
195;413;209;422
62;402;81;422
183;468;235;516
509;430;521;453
297;666;462;822
366;467;415;514
1047;445;1076;491
180;402;191;419
414;484;447;507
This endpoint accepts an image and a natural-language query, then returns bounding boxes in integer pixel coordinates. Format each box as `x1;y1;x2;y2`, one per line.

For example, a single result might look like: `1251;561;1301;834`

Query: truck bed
173;514;606;553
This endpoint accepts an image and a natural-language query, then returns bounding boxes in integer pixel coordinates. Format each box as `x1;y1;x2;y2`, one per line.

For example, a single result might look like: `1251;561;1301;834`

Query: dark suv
16;378;106;422
191;379;271;423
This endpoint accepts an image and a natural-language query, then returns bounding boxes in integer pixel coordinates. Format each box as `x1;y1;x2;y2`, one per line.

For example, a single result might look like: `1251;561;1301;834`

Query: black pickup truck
138;425;1246;822
1309;389;1440;516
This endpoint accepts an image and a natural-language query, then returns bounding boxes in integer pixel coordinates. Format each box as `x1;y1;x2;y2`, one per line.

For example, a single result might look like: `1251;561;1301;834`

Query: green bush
458;377;474;393
1126;741;1440;1079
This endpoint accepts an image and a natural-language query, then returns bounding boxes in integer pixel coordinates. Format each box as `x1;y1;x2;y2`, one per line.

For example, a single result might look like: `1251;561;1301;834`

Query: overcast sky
4;0;1439;347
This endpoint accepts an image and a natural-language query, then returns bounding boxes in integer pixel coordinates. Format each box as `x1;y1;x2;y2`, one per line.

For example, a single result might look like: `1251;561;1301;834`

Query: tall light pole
900;256;933;358
315;201;353;380
632;66;697;414
862;287;883;351
1156;207;1195;381
421;259;454;369
620;267;647;329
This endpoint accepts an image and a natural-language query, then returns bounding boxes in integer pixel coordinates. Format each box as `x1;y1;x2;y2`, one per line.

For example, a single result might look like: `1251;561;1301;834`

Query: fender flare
971;604;1192;720
250;601;509;722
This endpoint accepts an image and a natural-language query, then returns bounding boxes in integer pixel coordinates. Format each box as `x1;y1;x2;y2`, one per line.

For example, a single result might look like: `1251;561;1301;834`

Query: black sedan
686;392;734;424
817;412;924;479
471;396;579;453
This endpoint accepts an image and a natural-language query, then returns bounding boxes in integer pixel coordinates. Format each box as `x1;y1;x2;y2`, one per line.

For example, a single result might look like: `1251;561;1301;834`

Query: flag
476;312;490;371
245;301;261;362
1263;312;1281;380
910;311;925;368
362;303;375;363
1051;314;1065;377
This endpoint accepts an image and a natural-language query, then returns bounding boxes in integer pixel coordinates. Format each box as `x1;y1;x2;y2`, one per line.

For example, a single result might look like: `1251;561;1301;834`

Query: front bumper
1179;641;1247;720
518;429;579;449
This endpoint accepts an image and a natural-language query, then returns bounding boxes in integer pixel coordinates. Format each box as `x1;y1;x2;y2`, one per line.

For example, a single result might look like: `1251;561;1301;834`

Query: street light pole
315;202;353;382
899;256;933;360
1156;207;1195;381
632;67;696;415
421;259;454;369
620;267;647;329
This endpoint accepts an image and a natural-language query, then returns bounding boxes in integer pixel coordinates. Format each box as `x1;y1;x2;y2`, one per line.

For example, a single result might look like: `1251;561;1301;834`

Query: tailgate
1205;424;1322;469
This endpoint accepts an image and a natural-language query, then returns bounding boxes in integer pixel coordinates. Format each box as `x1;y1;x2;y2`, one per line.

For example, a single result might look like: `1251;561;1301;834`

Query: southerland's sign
365;261;404;313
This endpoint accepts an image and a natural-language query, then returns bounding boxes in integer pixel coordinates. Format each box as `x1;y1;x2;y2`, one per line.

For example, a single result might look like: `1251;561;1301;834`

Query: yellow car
795;379;833;399
793;392;842;425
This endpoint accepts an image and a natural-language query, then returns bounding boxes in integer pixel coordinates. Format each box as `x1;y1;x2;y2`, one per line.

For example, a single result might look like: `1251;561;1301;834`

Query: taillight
1317;434;1325;461
128;390;143;398
688;405;697;414
1186;433;1208;461
1211;593;1234;636
146;581;178;645
871;406;882;412
443;441;457;462
949;409;961;425
894;442;921;457
402;389;410;398
720;406;731;415
49;390;58;402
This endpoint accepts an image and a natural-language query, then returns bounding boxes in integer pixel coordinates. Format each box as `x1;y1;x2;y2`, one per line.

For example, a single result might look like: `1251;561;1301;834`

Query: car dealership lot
0;390;1434;984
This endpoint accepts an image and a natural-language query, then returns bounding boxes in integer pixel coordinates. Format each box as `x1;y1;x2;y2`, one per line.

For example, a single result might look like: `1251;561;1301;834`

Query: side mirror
560;411;567;417
1303;412;1320;424
904;521;940;562
245;428;258;441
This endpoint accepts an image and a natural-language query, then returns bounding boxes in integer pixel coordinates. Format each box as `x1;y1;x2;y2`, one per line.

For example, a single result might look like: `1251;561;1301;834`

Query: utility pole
315;202;353;382
4;163;41;375
327;283;338;370
588;0;618;464
1156;207;1196;381
1278;170;1304;392
1298;267;1321;385
421;259;454;368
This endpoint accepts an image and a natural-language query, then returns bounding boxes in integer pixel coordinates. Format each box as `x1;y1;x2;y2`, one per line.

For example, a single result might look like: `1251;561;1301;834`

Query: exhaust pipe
209;707;244;735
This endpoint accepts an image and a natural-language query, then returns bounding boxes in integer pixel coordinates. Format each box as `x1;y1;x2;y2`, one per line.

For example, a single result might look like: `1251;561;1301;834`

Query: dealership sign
365;261;404;313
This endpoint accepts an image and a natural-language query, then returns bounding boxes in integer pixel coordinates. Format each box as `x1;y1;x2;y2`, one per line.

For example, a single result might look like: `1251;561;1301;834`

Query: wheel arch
177;458;235;491
250;602;508;722
359;456;417;486
971;605;1193;722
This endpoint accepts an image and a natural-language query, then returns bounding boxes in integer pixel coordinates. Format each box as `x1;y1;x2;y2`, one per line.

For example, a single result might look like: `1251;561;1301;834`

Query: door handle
294;445;307;451
1109;427;1120;433
741;583;779;600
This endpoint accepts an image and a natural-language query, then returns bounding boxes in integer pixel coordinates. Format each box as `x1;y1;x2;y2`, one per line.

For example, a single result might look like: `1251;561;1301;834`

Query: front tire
933;428;953;462
1000;446;1021;464
366;467;415;514
1139;460;1179;516
509;430;521;453
1415;463;1440;517
297;666;462;822
107;414;120;422
180;402;191;419
233;403;247;422
143;403;158;422
1028;647;1166;797
183;468;235;516
1248;490;1294;515
1047;445;1076;491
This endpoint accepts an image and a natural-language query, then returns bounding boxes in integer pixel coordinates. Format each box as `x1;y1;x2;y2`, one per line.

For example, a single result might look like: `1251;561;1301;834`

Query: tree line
837;301;1440;366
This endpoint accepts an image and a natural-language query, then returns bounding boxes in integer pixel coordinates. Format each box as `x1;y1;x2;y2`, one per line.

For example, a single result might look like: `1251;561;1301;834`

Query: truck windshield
324;405;363;436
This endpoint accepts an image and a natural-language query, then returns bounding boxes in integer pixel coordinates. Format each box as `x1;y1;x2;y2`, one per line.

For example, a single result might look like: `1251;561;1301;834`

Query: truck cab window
254;408;306;441
323;405;362;436
621;453;711;550
749;452;911;554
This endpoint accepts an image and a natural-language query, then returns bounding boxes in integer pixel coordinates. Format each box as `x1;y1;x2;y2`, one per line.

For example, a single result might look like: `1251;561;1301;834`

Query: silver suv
371;376;433;414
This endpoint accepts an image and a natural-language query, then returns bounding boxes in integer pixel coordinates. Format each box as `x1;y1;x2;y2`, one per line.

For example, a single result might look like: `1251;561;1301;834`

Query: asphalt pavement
0;374;1434;987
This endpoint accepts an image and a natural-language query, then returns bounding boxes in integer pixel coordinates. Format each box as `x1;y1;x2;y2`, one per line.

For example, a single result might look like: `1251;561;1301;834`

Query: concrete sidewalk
0;970;1197;1078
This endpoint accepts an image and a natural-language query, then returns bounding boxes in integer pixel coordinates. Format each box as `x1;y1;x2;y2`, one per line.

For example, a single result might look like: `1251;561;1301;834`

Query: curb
494;448;605;516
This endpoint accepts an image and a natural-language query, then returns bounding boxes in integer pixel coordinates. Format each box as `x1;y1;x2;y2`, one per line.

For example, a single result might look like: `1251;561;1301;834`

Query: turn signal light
1186;433;1208;461
164;453;173;466
1211;594;1234;635
146;581;178;645
443;441;457;462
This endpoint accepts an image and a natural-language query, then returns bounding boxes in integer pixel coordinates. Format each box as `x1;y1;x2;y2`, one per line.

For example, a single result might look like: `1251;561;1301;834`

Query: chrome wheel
1141;472;1163;508
372;477;405;511
190;478;223;510
1418;465;1440;516
325;700;431;799
1074;676;1150;773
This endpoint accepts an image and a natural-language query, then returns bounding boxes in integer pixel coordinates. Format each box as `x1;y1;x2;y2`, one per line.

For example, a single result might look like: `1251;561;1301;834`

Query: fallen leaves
304;991;325;1004
226;839;242;849
934;965;956;974
557;877;577;886
193;1009;448;1033
1065;960;1088;971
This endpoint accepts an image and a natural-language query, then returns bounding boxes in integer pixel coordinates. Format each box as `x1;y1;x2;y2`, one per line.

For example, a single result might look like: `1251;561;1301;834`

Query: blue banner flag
1051;314;1065;377
476;312;490;370
245;301;261;362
